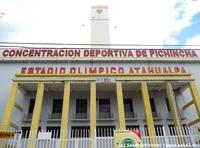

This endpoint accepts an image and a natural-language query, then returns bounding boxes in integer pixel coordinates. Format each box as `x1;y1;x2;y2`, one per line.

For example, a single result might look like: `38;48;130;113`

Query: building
0;5;200;147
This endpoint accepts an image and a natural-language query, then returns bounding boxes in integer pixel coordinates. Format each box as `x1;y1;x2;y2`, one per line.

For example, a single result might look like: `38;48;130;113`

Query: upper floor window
150;98;156;113
99;99;111;118
52;99;63;113
99;99;110;113
29;99;35;113
165;98;171;112
76;99;87;113
124;99;133;113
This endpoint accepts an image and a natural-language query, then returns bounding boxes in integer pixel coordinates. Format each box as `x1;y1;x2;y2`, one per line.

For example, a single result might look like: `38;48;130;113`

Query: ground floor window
168;124;189;135
21;127;41;138
154;125;164;136
46;126;60;138
126;125;139;130
144;125;164;136
96;126;115;137
71;126;90;138
21;127;30;138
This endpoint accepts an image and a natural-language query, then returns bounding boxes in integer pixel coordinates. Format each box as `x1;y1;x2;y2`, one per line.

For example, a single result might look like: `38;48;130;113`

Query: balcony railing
72;113;89;121
23;113;32;121
97;112;114;121
99;112;111;118
152;112;161;120
125;112;138;120
48;113;62;121
166;111;186;120
143;112;161;120
75;113;88;119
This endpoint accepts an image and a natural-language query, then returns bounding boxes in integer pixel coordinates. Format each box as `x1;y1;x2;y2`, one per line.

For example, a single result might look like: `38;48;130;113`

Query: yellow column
28;82;45;148
60;82;70;148
166;82;184;143
90;81;96;148
116;81;126;129
141;81;157;146
189;81;200;119
166;82;183;125
90;81;96;138
1;82;18;130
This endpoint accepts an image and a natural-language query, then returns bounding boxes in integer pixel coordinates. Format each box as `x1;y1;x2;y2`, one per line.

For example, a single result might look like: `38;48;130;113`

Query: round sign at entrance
114;130;142;148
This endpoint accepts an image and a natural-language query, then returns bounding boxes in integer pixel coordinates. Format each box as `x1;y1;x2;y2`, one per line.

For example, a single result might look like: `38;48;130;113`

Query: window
126;125;139;130
150;98;156;113
168;125;178;135
154;125;164;136
165;98;171;112
29;99;35;113
21;127;30;138
52;99;63;113
144;125;164;136
99;99;111;118
21;127;41;138
96;126;115;137
124;99;134;118
46;126;60;138
76;99;87;118
76;99;87;113
124;99;133;113
71;126;90;138
168;124;189;135
182;124;189;135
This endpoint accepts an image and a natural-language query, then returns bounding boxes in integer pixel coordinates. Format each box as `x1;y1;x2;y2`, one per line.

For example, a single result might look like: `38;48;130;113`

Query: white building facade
0;6;200;148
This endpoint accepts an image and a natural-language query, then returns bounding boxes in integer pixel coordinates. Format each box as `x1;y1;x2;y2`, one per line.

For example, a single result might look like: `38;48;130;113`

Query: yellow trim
183;100;194;110
189;81;200;119
14;103;23;112
13;77;194;83
90;81;96;148
60;82;71;148
0;82;18;130
13;77;96;82
10;122;19;130
116;81;126;129
15;72;192;77
141;81;157;145
28;82;44;148
188;118;200;127
117;77;194;81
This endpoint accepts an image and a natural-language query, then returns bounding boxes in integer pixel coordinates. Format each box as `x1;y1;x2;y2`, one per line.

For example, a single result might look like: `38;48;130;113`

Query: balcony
152;112;161;120
143;112;162;120
23;113;33;121
166;112;186;120
71;113;89;122
125;112;138;121
47;113;62;121
97;112;114;121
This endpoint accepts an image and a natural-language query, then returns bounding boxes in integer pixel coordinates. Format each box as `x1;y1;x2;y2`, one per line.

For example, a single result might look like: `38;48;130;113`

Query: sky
0;0;200;48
